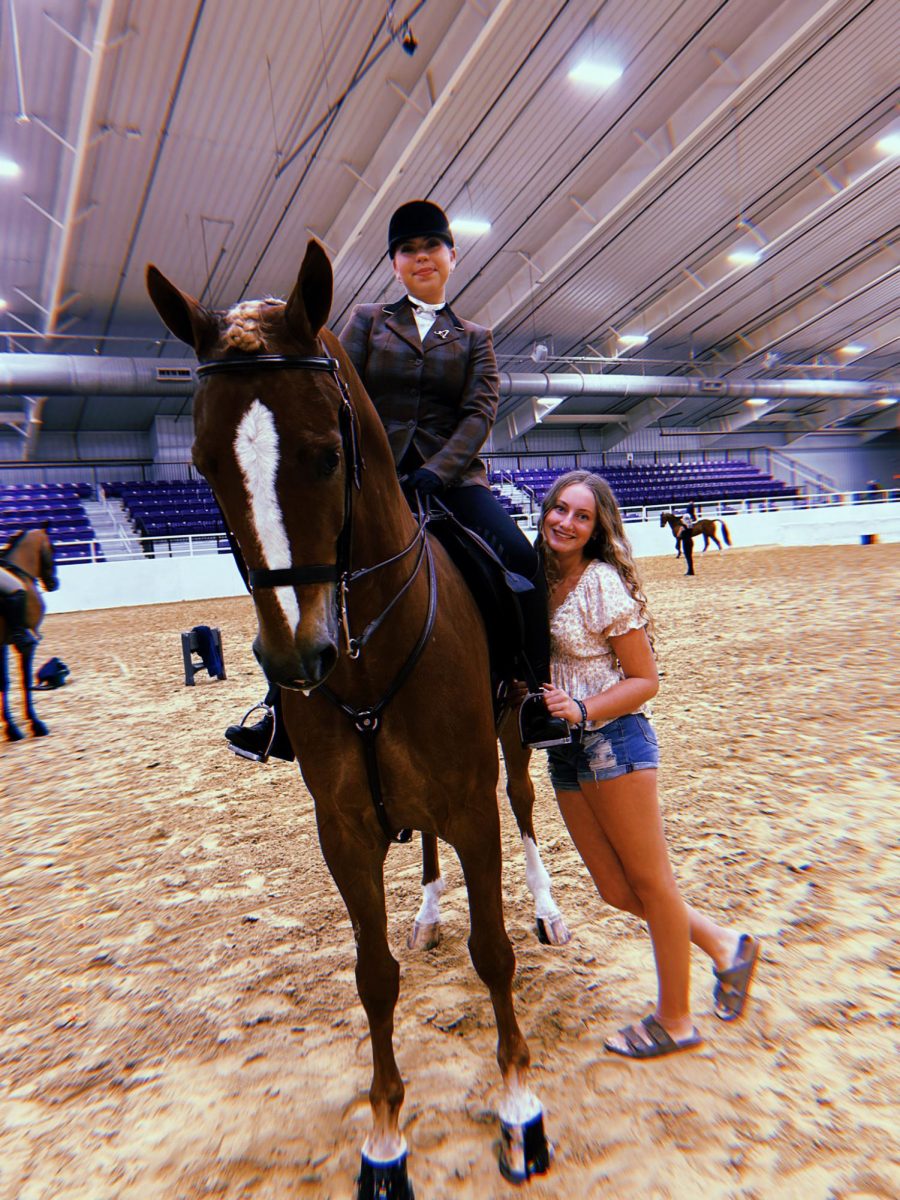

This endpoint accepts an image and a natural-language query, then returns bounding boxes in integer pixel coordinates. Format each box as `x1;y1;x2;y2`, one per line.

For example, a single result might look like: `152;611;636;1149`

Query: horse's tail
720;521;732;546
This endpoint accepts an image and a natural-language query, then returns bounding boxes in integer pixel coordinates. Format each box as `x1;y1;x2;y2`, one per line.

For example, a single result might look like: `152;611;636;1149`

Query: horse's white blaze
522;835;560;921
234;401;300;631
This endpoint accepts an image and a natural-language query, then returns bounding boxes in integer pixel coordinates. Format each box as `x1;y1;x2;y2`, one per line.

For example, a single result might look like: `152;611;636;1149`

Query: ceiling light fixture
876;397;897;406
727;248;761;266
0;298;8;310
618;334;648;347
450;217;491;236
875;133;900;157
568;61;622;89
0;157;22;179
837;344;865;355
745;397;768;407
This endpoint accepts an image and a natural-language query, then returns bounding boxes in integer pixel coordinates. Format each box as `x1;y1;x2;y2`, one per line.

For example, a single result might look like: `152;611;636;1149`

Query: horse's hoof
356;1150;415;1200
406;920;441;951
5;725;25;742
536;915;571;946
31;721;50;737
499;1109;552;1184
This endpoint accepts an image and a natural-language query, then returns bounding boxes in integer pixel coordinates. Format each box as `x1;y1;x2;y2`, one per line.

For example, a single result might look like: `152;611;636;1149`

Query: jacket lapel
423;307;461;351
382;298;422;353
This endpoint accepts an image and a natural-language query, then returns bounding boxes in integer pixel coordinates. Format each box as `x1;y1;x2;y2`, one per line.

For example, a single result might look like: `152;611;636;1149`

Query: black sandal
604;1014;702;1059
713;934;760;1022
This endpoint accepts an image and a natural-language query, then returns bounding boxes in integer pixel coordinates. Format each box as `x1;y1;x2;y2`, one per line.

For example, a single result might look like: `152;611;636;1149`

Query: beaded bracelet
573;698;588;728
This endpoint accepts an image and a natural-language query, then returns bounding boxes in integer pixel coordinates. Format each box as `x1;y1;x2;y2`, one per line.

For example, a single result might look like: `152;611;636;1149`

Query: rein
0;558;34;585
197;351;436;843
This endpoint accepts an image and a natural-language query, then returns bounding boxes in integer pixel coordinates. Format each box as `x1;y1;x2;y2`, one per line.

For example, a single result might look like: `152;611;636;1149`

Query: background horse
147;241;553;1196
0;528;59;740
660;511;732;576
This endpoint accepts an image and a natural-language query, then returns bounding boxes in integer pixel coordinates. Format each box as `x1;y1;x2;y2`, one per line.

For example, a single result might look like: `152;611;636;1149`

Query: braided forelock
222;297;284;352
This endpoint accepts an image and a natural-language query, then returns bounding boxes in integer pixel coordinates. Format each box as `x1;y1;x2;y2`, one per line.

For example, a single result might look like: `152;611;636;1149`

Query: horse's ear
285;240;333;340
146;264;216;351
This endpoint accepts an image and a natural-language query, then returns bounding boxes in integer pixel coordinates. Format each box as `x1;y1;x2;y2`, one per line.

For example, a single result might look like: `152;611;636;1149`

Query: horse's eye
321;448;341;477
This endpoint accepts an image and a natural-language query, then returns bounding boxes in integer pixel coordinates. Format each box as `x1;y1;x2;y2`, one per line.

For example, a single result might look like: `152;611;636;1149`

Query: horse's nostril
316;644;338;679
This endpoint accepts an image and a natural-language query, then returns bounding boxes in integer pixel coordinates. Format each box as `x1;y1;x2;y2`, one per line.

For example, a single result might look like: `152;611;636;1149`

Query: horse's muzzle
253;637;339;690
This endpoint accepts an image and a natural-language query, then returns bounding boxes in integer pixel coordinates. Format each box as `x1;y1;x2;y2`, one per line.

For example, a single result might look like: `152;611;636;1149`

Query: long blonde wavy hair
536;469;655;642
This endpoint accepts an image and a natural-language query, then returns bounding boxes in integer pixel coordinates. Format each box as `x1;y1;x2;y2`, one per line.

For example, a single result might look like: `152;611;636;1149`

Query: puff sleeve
579;562;645;639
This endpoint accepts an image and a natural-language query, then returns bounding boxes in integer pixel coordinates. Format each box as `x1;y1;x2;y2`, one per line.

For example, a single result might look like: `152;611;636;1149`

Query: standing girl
538;470;759;1057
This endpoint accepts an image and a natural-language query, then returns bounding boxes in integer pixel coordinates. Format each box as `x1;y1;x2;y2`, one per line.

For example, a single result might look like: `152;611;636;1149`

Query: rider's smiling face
392;236;456;305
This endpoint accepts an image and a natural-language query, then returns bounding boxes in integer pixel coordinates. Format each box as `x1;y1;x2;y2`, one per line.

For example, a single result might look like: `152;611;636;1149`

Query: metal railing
50;489;897;565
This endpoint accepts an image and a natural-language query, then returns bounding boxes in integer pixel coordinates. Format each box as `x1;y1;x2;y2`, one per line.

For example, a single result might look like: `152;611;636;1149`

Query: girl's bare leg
557;771;729;1047
556;787;741;972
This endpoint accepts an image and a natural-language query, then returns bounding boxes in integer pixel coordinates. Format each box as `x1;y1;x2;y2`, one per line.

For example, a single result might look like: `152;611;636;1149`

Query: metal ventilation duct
0;354;894;401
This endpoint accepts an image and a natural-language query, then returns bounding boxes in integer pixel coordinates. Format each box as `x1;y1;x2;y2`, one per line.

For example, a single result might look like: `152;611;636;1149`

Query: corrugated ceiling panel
490;0;899;365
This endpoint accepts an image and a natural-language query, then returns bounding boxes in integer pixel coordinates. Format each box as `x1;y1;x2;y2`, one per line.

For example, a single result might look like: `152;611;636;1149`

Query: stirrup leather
226;701;276;763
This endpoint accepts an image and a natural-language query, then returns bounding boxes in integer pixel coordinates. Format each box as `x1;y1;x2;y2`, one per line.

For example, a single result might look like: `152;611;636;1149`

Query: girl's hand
541;684;582;725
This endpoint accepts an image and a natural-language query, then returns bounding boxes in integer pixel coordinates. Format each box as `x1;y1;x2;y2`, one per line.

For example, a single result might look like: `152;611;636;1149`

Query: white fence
43;495;900;615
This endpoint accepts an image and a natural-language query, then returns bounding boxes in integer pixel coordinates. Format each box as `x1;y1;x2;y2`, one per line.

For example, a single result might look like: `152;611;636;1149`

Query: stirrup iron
226;700;276;763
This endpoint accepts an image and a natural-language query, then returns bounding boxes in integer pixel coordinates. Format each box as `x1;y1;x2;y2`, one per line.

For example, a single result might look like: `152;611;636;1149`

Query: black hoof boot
518;693;571;749
499;1109;552;1184
355;1151;415;1199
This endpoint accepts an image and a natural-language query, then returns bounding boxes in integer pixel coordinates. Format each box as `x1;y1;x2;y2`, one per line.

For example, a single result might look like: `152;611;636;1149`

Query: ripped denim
547;712;659;790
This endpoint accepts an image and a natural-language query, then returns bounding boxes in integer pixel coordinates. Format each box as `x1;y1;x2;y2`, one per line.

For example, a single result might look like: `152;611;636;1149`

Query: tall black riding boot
220;526;295;762
1;589;38;651
516;571;571;749
225;685;295;762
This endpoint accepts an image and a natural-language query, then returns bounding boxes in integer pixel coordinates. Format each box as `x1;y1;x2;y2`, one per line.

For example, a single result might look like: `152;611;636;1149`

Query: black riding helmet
387;200;453;258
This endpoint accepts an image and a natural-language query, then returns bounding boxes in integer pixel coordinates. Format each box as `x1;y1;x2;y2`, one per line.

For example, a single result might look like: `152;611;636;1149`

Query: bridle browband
196;349;436;843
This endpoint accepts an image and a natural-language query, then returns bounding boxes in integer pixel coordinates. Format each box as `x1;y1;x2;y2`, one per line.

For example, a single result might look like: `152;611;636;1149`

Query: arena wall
42;500;900;615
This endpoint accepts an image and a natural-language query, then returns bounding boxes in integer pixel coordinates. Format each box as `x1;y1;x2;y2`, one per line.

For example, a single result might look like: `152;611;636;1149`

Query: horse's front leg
316;817;412;1200
407;832;446;951
499;714;570;946
450;811;552;1184
1;645;25;742
20;643;48;737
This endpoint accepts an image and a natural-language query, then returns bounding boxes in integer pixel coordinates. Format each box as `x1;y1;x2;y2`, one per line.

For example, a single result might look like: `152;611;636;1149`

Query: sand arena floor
1;543;897;1200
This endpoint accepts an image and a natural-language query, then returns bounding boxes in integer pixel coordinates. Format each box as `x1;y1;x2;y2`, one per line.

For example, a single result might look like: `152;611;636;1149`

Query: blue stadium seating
0;483;103;561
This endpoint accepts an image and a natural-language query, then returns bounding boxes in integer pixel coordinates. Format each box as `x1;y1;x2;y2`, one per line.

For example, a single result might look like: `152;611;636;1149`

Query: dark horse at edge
147;241;554;1196
660;511;732;576
0;527;59;740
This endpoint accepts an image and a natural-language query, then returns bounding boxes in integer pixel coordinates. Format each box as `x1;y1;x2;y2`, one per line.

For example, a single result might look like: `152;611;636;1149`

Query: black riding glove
405;468;444;497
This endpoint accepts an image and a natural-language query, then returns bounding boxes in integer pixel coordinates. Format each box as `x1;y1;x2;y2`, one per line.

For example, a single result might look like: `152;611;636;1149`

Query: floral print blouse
549;559;651;727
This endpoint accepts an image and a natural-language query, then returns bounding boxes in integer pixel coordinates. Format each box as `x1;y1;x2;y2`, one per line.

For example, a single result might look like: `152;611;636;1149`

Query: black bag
35;657;70;689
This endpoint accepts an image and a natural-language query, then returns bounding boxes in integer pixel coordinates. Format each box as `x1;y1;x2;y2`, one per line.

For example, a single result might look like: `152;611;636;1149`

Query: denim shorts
547;712;659;791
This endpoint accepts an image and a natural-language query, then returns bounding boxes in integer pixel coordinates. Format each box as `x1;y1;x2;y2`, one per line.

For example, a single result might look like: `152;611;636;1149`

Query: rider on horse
224;200;570;761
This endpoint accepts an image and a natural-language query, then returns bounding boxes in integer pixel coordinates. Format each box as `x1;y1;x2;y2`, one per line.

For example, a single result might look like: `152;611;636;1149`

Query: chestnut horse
660;511;732;577
0;528;59;740
147;242;553;1196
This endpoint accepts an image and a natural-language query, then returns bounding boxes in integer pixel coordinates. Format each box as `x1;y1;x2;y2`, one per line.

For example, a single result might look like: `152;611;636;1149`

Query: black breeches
432;485;551;687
